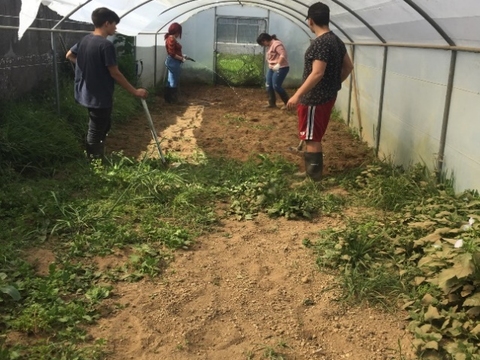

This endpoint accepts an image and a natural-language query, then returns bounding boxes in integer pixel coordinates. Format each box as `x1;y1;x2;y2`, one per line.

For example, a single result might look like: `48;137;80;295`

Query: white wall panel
136;34;157;88
349;46;384;145
178;9;216;84
379;48;450;169
444;52;480;192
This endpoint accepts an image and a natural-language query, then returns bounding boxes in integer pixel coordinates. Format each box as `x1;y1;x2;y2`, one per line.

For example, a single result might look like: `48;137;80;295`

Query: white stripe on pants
306;105;316;140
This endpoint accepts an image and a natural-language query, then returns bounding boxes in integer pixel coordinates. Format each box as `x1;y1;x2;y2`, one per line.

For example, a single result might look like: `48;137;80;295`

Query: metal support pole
133;36;137;86
51;32;61;114
375;46;389;155
0;25;89;33
154;33;158;87
213;6;218;85
436;50;457;179
347;45;355;126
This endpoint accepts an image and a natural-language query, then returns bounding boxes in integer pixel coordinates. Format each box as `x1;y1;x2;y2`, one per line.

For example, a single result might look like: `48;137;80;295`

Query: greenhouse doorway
214;16;267;86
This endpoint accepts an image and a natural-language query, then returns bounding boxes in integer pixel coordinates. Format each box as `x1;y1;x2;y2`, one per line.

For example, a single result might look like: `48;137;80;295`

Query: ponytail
164;22;182;40
257;32;277;45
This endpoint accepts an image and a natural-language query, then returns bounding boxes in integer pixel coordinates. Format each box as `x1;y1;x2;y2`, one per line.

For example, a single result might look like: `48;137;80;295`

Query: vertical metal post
133;36;137;86
347;44;355;126
213;7;218;84
51;32;61;114
436;50;457;178
375;46;389;155
264;10;271;84
154;33;158;87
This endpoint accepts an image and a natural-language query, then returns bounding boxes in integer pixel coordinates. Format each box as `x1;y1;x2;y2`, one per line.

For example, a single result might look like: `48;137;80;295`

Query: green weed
309;160;480;358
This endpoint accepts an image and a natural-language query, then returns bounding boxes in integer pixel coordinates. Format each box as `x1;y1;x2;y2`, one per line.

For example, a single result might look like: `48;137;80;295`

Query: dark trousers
87;107;112;145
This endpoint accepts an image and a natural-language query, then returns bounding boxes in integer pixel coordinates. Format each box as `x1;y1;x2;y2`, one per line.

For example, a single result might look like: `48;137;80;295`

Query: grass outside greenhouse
215;53;265;87
1;77;480;359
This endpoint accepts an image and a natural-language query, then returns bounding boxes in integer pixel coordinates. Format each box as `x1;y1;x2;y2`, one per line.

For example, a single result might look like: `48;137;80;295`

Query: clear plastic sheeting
18;0;44;40
417;0;480;48
17;0;480;49
344;0;448;45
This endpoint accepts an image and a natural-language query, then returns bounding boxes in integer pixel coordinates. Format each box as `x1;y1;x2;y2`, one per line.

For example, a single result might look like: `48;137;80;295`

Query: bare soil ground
107;85;373;174
29;85;416;359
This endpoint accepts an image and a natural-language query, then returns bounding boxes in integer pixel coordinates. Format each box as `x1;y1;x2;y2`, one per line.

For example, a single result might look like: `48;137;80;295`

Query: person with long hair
257;33;290;109
164;22;185;103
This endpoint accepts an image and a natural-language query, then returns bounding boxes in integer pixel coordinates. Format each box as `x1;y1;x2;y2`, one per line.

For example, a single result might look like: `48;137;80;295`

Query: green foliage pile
216;53;264;86
224;155;344;220
311;163;480;359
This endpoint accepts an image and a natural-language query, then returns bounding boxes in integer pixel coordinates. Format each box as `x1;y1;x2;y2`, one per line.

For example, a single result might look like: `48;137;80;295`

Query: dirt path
101;85;415;359
89;214;414;360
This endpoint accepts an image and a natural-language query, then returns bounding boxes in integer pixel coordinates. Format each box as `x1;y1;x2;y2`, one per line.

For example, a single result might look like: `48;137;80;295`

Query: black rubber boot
264;89;276;108
279;91;290;105
86;141;105;161
164;87;172;103
170;88;179;103
304;152;323;181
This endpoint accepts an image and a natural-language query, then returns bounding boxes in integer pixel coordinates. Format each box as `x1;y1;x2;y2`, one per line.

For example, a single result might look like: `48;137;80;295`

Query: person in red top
164;22;186;103
257;33;290;109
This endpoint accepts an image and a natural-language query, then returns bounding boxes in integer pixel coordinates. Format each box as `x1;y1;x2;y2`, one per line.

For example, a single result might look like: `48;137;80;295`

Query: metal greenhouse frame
9;0;480;193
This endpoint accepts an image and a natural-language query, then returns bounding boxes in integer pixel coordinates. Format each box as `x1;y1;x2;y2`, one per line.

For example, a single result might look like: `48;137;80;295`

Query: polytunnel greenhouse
1;1;480;359
12;0;480;193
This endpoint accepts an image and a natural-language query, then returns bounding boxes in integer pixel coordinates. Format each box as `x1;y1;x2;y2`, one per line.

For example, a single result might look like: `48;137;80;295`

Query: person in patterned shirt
286;2;353;182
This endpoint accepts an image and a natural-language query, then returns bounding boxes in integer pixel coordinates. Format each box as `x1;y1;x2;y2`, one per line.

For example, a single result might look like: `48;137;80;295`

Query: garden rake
141;99;167;164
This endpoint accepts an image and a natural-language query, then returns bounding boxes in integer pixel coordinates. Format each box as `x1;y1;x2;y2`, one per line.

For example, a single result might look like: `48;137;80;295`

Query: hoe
141;99;167;164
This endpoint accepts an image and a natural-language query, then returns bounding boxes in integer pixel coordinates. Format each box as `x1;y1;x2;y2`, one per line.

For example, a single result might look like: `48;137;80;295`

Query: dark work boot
86;141;105;161
279;92;290;105
164;87;172;103
279;92;290;109
304;152;323;181
170;88;179;103
264;89;276;108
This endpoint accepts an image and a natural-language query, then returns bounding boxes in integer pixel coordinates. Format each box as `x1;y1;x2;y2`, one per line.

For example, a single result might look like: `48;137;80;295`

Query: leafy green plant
128;244;171;278
310;160;480;358
0;273;21;302
405;218;480;358
216;53;264;86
